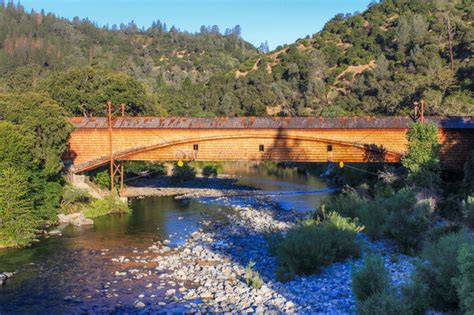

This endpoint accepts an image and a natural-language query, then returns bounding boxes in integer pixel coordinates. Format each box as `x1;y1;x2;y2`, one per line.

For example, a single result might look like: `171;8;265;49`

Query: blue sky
20;0;373;50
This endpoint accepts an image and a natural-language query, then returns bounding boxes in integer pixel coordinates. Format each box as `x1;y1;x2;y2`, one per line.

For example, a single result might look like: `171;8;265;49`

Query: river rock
0;272;14;285
58;213;93;226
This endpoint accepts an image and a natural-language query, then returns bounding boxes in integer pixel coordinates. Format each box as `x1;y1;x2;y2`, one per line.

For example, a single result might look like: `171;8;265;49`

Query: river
0;162;331;313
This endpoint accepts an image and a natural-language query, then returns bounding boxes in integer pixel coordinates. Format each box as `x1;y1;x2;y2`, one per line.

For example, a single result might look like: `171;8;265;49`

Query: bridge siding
67;126;473;173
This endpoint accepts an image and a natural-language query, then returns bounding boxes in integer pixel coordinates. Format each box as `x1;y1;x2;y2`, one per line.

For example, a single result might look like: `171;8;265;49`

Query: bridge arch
73;133;402;173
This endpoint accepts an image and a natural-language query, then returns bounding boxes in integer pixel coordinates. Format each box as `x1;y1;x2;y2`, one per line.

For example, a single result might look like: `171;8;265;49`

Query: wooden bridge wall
66;127;473;173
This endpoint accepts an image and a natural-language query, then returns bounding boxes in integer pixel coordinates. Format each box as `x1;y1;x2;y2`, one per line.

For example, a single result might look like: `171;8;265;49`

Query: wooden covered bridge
65;116;473;183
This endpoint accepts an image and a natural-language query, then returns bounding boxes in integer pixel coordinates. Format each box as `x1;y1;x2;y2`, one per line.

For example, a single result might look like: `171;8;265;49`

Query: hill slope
0;0;472;117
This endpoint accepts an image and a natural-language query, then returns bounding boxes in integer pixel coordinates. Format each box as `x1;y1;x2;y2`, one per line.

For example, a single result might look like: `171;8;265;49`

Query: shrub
82;195;130;218
352;255;391;302
357;290;406;315
91;170;111;188
171;162;196;182
202;165;218;178
275;212;362;281
385;202;430;254
319;192;366;219
454;243;474;314
400;275;429;315
243;261;263;289
415;230;474;311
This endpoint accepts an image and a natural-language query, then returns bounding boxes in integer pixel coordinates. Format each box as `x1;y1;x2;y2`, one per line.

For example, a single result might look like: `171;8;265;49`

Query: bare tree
445;14;455;73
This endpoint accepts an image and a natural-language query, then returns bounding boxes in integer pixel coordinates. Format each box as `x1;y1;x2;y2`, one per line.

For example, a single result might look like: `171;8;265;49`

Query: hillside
0;0;473;117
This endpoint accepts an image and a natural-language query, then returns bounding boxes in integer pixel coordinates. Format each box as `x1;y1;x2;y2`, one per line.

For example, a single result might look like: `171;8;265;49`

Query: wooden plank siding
65;117;474;173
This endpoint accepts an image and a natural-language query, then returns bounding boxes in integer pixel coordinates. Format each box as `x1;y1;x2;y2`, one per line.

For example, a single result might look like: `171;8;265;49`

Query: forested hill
0;0;473;117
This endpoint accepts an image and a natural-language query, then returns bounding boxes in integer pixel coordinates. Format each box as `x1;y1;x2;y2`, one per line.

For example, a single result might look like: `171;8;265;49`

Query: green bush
243;261;263;289
385;202;430;254
275;212;362;281
415;230;474;311
202;165;218;178
352;255;391;302
400;275;429;315
91;170;111;188
82;195;130;218
171;162;196;183
319;192;367;219
454;244;474;314
357;290;406;315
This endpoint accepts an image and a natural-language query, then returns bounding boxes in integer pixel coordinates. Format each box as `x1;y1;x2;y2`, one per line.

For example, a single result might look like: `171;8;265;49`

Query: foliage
39;67;161;116
400;275;429;315
61;185;91;206
171;162;196;183
357;290;406;315
401;123;441;189
82;195;130;218
318;191;366;219
1;1;472;117
274;212;362;281
323;188;431;253
385;191;431;254
91;170;112;189
243;261;263;289
0;167;38;247
415;230;474;311
454;244;474;314
123;161;166;177
352;255;391;302
202;165;218;178
0;92;71;247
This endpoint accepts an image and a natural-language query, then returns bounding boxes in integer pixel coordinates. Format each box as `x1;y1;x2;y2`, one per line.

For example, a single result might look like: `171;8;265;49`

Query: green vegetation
455;243;474;314
202;165;218;178
273;211;362;281
0;92;71;247
81;195;130;218
171;162;196;183
243;261;264;289
352;255;391;302
352;255;406;315
321;188;431;254
401;122;441;189
1;1;472;117
414;230;474;311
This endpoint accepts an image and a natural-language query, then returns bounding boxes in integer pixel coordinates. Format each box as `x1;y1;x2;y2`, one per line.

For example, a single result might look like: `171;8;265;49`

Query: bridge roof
70;116;474;129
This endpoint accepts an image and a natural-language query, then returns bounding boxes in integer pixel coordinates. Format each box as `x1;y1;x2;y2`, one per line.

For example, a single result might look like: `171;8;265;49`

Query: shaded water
0;163;330;313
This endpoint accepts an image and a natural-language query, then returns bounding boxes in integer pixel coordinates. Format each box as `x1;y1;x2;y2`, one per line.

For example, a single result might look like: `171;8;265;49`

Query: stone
134;301;146;309
48;229;62;236
200;291;213;299
165;289;176;296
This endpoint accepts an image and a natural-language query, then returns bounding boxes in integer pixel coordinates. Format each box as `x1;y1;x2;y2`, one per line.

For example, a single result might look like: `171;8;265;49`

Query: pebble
106;197;415;313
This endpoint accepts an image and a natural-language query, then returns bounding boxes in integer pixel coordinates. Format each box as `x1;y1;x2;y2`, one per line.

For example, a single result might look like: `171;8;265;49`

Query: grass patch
82;195;130;218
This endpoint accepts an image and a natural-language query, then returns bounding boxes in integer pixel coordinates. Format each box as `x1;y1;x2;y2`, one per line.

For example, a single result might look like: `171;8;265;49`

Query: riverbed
0;163;333;313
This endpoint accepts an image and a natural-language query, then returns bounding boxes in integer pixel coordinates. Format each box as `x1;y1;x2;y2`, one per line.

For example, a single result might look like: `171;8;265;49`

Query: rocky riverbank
123;176;259;199
107;197;415;313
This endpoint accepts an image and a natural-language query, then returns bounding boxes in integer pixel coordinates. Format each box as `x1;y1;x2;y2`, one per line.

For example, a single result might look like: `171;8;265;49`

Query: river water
0;163;330;313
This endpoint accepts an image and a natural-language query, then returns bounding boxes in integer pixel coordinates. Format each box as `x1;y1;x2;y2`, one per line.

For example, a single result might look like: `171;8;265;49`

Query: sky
19;0;373;50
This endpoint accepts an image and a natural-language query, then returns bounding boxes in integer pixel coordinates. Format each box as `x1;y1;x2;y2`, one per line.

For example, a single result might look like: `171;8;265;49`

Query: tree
402;123;441;189
0;166;37;247
0;92;73;175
